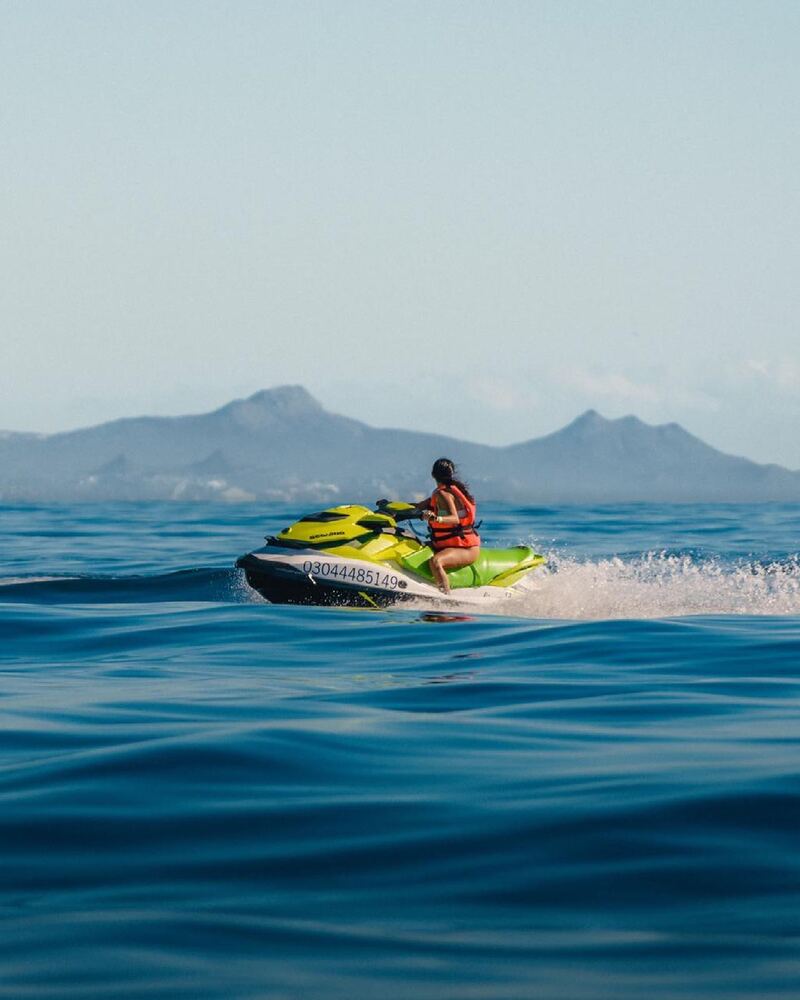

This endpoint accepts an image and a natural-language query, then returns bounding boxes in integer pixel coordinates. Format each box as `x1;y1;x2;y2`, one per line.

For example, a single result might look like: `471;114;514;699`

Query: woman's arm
422;491;459;525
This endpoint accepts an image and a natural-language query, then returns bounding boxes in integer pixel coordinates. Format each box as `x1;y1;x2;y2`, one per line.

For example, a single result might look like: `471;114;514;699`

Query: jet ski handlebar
374;499;427;523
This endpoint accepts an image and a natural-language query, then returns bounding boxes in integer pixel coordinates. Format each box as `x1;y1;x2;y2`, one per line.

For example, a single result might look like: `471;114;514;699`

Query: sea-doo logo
310;531;346;539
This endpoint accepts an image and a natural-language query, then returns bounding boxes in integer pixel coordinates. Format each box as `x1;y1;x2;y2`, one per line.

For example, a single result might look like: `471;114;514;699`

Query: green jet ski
236;500;546;609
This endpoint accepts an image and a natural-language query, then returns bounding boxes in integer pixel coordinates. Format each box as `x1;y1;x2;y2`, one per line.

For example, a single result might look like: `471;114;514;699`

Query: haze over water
2;501;800;998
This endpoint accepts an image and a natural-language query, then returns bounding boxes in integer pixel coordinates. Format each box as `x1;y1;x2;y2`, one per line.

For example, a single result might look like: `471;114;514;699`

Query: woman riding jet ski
236;458;545;609
421;458;481;595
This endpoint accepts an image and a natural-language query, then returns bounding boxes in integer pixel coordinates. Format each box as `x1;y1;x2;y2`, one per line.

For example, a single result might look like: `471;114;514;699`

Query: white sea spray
511;551;800;620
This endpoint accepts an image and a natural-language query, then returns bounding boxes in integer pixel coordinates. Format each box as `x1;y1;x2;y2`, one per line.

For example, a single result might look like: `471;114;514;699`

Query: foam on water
514;551;800;619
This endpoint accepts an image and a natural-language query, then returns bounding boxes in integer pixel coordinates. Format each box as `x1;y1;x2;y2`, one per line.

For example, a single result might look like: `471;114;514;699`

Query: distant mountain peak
244;386;322;411
558;409;615;437
218;385;324;431
565;410;661;434
570;408;607;426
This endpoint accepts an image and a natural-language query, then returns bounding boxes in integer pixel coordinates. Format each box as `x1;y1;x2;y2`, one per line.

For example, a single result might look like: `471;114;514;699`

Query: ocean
2;501;800;999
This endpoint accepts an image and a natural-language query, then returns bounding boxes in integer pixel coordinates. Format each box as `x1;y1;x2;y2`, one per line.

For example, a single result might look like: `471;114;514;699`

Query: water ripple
3;502;800;997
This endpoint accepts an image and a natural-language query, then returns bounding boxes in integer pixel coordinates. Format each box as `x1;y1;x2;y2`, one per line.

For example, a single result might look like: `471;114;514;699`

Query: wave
0;568;257;604
3;552;800;619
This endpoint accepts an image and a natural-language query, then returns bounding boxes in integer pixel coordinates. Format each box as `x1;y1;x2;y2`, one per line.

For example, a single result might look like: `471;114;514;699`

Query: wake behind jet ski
236;500;546;609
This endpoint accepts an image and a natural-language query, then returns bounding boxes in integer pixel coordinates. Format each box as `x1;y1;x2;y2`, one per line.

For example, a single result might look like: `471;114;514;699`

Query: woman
421;458;480;594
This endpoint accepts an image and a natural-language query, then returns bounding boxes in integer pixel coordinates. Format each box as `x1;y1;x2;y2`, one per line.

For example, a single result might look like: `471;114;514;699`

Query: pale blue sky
2;1;799;465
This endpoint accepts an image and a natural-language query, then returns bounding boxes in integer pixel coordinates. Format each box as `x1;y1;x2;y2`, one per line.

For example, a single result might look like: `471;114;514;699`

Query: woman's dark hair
431;457;474;502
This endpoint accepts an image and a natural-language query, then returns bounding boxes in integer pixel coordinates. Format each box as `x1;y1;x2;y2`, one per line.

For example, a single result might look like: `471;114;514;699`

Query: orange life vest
428;483;480;550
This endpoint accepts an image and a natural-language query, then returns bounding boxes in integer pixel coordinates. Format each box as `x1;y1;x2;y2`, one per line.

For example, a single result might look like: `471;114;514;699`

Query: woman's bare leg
430;547;480;594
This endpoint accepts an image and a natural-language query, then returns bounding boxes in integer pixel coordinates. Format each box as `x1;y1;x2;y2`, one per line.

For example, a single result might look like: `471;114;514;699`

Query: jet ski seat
400;545;535;589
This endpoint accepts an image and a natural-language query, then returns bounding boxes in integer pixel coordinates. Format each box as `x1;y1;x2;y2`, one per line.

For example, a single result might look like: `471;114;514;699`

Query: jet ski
236;500;546;609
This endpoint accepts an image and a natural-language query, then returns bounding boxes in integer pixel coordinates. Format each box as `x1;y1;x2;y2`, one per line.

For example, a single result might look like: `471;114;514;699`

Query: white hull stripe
246;547;540;605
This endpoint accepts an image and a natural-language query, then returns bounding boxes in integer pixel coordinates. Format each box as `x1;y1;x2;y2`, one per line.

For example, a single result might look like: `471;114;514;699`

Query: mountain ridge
0;387;797;502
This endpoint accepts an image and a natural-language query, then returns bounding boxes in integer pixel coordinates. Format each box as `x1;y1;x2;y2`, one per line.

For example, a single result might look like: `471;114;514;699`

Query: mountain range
1;385;798;503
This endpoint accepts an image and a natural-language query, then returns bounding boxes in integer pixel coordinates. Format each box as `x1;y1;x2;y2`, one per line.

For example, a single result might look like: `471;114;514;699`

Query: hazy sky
2;1;799;466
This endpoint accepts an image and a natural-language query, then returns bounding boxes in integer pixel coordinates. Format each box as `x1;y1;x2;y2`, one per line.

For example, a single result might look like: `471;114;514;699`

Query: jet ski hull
236;555;412;607
236;545;541;609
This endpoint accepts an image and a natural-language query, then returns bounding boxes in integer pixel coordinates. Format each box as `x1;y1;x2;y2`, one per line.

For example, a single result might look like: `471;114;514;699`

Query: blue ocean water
2;501;800;999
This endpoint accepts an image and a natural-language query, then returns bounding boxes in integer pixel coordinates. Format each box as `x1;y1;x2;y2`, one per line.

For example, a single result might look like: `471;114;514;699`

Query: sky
2;0;799;466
